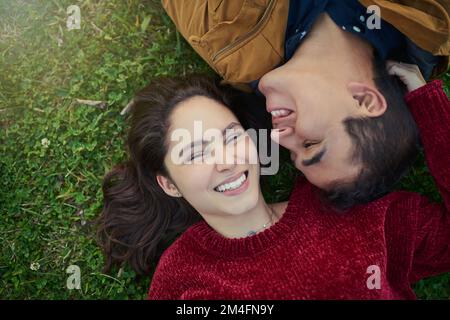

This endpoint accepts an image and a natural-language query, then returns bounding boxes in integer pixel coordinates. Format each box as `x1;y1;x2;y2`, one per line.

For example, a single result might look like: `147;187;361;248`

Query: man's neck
293;13;374;82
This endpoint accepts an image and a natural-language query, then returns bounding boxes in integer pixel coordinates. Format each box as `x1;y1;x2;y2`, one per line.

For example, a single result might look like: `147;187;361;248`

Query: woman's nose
214;143;237;172
215;157;236;172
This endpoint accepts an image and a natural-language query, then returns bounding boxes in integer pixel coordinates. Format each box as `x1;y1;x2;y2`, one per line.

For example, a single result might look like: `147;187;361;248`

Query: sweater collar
184;184;305;259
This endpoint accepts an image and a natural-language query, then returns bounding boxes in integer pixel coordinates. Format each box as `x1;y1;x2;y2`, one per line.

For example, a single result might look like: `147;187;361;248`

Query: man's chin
292;156;304;173
290;151;297;162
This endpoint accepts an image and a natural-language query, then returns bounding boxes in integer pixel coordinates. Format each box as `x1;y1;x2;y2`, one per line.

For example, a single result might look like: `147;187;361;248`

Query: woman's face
159;96;261;217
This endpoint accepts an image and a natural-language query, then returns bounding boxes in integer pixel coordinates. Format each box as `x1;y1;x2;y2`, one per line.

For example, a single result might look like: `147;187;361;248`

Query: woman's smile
214;170;249;196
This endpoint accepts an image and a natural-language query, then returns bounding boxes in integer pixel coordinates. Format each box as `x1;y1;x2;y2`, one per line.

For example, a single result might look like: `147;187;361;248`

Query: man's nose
258;70;274;95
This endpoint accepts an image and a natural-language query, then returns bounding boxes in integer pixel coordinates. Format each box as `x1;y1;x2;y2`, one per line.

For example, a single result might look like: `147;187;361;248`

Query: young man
162;0;449;208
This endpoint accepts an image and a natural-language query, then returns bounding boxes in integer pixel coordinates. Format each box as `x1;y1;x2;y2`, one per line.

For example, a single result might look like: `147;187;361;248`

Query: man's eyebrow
178;122;241;158
301;148;326;167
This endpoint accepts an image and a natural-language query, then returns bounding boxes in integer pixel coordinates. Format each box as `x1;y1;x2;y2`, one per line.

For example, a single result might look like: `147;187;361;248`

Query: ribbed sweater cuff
405;80;449;147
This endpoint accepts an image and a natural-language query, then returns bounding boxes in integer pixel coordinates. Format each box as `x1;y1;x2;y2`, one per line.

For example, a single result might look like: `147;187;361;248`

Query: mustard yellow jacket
162;0;449;87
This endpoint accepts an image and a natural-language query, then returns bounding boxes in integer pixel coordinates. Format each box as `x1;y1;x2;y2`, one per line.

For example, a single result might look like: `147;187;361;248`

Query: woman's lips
215;171;247;187
214;171;250;196
221;175;250;196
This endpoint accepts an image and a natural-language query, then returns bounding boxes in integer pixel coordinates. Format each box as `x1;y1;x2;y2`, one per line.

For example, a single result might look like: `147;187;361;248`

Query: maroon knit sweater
148;80;450;300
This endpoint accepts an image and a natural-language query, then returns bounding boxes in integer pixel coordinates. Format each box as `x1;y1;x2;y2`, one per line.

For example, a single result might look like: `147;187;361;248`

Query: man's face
258;59;363;189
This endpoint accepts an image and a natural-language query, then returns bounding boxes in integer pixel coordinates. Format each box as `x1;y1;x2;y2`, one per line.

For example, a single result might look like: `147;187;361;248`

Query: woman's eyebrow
179;140;208;158
222;122;240;135
302;148;326;167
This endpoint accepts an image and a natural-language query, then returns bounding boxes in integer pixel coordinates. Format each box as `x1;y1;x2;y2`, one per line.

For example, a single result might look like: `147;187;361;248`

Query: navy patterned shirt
285;0;438;78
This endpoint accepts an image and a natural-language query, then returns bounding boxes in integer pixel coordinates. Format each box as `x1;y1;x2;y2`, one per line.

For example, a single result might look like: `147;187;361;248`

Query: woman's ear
156;175;182;197
348;82;387;117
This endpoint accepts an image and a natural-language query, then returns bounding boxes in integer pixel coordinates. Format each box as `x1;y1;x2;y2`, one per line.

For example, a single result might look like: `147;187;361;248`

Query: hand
386;61;426;93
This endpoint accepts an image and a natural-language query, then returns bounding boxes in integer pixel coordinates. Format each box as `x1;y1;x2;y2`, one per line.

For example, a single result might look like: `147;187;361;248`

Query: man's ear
156;174;182;198
348;82;387;117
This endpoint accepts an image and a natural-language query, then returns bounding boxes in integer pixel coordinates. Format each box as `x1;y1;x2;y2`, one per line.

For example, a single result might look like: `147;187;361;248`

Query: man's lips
267;105;295;126
270;127;294;142
266;104;294;113
266;105;296;139
270;112;295;142
271;111;295;126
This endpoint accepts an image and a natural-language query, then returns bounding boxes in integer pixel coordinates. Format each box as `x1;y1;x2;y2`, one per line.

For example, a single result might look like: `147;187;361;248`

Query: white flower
30;262;40;271
41;138;50;148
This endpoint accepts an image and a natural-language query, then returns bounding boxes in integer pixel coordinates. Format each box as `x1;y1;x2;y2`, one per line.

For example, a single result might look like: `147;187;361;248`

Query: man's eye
303;141;320;148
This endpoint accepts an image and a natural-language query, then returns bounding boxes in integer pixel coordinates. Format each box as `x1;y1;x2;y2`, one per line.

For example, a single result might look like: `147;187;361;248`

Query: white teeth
216;173;247;192
271;109;291;118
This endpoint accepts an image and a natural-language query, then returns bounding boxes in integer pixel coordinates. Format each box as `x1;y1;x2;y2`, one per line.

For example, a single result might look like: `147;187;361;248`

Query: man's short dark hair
323;53;420;211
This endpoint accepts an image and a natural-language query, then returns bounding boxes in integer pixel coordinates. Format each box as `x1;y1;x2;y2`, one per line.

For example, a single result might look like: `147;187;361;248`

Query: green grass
0;0;449;299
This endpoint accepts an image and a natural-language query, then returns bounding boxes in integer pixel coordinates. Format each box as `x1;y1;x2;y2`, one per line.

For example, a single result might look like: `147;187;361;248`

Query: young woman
97;65;449;299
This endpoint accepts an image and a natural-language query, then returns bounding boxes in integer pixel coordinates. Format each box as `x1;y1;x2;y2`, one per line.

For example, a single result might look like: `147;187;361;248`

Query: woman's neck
202;193;286;239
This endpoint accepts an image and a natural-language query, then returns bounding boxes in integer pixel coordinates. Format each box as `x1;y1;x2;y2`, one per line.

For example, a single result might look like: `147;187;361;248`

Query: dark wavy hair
96;75;256;275
323;53;420;210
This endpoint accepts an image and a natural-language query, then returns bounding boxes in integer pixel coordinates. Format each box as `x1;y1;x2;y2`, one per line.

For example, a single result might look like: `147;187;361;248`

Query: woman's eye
190;152;203;160
226;132;242;144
